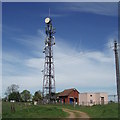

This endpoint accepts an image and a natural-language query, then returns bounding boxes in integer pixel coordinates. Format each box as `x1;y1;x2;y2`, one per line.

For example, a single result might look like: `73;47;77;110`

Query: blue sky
3;2;118;51
2;2;118;98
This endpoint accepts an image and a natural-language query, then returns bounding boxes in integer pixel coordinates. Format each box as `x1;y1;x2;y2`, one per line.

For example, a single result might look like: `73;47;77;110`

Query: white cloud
84;51;113;63
22;39;116;94
25;58;44;69
56;49;115;87
56;2;118;16
2;29;117;97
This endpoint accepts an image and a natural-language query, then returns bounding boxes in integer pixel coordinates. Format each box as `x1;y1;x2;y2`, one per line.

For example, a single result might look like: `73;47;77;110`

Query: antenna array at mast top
49;8;50;17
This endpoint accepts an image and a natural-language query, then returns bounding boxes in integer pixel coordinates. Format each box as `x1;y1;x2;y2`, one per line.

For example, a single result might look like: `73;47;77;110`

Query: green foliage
8;92;21;102
5;84;19;97
32;90;42;101
21;90;31;102
5;84;20;101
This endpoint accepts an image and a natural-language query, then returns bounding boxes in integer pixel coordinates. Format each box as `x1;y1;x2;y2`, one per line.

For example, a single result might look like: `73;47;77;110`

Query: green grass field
2;102;68;118
2;102;119;118
60;103;118;118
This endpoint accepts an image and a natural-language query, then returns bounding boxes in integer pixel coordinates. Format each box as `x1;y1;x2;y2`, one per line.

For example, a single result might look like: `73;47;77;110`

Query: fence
108;95;118;103
79;100;109;106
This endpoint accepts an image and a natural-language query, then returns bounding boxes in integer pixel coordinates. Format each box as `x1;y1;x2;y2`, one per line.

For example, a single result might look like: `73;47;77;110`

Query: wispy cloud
2;27;117;97
61;2;118;16
1;2;118;100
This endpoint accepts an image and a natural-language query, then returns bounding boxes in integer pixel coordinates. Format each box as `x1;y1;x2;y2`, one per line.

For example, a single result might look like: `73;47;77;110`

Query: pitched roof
58;88;79;97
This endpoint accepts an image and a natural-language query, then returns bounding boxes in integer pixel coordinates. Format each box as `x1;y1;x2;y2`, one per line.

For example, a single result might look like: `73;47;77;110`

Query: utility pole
113;40;120;104
42;17;56;103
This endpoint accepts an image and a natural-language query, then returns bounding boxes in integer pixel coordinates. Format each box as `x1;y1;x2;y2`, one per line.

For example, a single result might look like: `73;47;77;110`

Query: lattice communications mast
43;17;56;99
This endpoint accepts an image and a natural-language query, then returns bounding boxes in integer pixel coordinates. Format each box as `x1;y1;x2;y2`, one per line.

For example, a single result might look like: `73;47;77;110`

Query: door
75;98;78;104
63;99;65;104
69;98;74;104
101;97;104;105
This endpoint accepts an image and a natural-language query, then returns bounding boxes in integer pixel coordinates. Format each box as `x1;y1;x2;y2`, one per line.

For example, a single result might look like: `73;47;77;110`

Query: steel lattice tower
42;17;56;99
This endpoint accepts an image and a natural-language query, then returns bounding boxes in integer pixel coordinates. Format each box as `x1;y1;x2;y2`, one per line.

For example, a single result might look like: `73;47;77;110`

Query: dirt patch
62;108;76;118
62;108;90;118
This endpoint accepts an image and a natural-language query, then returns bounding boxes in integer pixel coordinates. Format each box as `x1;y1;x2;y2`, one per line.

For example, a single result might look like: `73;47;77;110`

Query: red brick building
58;88;79;104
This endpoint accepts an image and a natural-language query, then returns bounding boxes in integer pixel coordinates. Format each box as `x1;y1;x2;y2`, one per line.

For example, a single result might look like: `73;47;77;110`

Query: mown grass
2;102;68;118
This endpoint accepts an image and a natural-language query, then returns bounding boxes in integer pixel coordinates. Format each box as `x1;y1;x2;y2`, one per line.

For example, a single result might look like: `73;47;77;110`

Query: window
90;100;93;104
90;95;92;97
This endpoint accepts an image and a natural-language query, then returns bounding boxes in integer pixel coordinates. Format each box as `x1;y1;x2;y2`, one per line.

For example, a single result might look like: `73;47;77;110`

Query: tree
5;84;19;97
8;92;21;102
21;90;31;102
33;90;42;102
5;84;19;100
